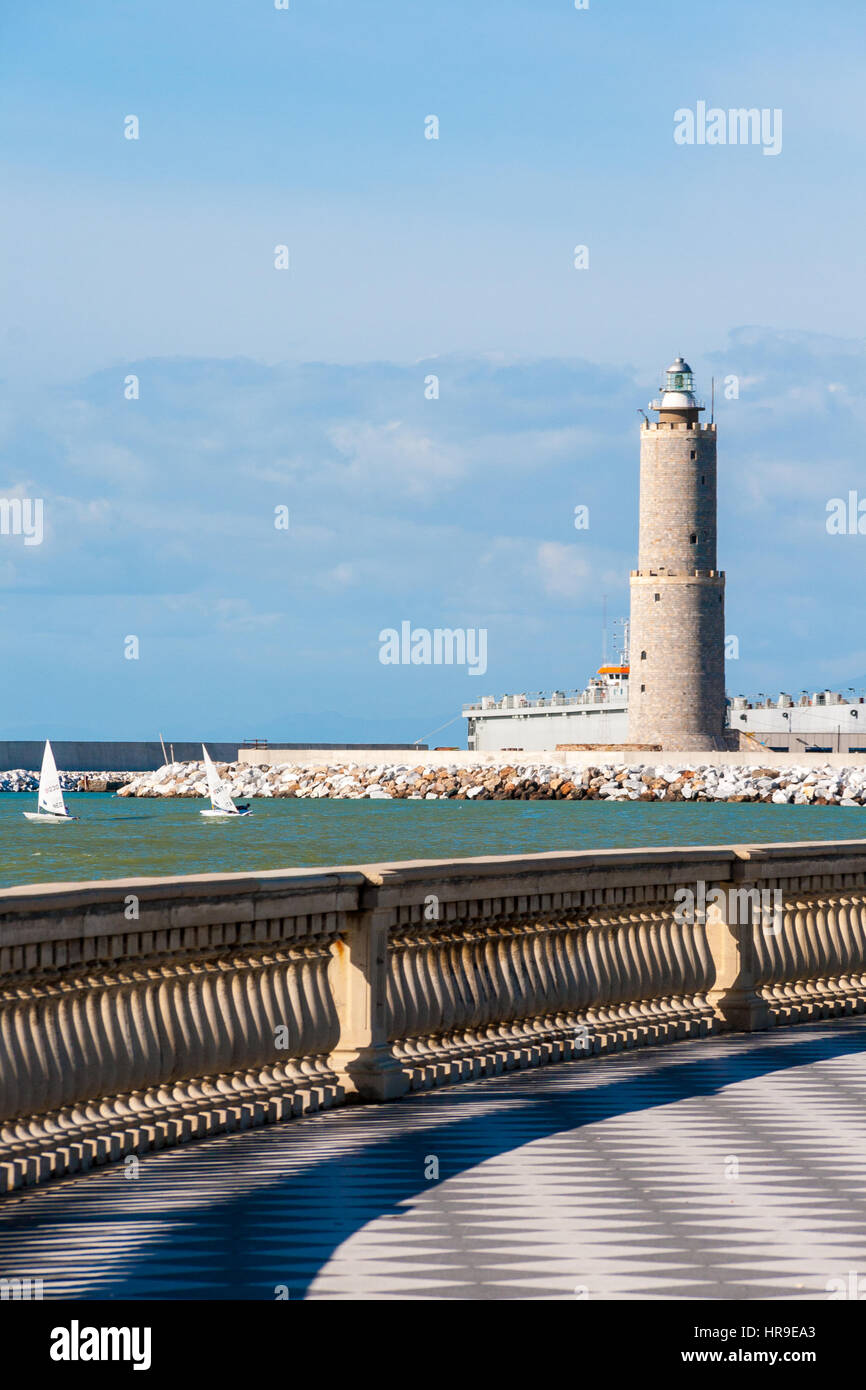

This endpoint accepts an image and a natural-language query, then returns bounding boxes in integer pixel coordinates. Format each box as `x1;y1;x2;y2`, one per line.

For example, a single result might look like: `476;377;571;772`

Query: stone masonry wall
638;422;717;572
629;574;726;746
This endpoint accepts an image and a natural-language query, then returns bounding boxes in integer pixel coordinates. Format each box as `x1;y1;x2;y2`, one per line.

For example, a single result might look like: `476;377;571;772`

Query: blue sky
1;1;866;741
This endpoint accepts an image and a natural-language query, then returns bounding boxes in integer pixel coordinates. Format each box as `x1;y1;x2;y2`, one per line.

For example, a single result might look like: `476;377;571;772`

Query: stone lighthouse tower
627;358;727;750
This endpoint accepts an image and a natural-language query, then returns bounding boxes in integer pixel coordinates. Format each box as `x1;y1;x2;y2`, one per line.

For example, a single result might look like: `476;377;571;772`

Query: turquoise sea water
1;792;865;889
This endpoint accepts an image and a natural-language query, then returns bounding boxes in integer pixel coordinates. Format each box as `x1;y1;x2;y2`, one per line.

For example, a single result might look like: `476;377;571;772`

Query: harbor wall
8;742;866;776
0;743;427;773
0;741;239;773
4;839;866;1192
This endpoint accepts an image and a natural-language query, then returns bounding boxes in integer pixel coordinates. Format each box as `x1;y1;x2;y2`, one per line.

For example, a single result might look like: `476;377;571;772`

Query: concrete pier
240;745;866;771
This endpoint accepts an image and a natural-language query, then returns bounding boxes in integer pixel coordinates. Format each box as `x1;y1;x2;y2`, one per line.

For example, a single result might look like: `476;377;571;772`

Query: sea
1;792;864;890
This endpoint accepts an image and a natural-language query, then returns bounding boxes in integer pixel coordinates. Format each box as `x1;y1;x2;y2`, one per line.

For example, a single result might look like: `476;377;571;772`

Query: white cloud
536;541;593;599
328;420;465;498
316;562;357;591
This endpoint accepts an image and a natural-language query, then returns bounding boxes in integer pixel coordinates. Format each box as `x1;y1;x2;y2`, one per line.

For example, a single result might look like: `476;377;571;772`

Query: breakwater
116;758;866;805
1;769;135;793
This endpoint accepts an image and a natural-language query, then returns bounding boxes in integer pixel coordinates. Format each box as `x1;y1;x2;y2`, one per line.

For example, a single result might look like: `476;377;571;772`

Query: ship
463;621;866;756
463;624;631;753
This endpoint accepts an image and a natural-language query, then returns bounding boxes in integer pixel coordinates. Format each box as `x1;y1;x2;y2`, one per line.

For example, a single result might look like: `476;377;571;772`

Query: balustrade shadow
1;1023;865;1299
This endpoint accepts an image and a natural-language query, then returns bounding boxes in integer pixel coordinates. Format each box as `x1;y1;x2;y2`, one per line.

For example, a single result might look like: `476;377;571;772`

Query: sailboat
23;740;76;822
199;745;252;818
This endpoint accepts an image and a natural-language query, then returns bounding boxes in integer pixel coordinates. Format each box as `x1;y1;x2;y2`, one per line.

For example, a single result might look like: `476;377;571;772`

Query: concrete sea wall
0;741;240;774
5;742;866;777
0;743;427;775
241;746;866;771
3;839;866;1192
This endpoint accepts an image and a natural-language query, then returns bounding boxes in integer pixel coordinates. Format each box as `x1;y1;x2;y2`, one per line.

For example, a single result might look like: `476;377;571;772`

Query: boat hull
23;812;76;823
200;808;252;818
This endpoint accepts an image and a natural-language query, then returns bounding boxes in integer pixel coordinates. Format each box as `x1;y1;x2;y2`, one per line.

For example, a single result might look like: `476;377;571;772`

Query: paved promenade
1;1021;865;1300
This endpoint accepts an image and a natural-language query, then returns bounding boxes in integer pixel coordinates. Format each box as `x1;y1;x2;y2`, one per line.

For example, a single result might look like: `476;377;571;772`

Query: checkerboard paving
1;1020;865;1300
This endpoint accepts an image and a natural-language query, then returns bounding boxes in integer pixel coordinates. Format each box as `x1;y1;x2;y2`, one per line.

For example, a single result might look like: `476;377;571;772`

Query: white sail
202;745;238;814
37;740;68;817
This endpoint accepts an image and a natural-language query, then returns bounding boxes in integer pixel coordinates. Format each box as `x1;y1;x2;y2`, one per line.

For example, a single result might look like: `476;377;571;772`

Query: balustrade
2;841;866;1191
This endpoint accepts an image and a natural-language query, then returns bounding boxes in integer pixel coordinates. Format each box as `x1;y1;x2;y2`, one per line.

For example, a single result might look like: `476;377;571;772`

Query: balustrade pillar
705;883;771;1031
329;909;409;1100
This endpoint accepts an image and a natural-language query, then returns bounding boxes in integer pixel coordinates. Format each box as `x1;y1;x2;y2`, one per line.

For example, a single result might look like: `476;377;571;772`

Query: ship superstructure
464;677;866;755
464;627;631;753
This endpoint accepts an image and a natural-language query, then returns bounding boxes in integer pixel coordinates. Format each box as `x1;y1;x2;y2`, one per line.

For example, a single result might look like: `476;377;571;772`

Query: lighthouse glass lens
668;370;693;392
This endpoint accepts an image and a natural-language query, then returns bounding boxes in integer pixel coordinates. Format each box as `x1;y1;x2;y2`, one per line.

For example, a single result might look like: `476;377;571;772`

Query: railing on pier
463;686;628;714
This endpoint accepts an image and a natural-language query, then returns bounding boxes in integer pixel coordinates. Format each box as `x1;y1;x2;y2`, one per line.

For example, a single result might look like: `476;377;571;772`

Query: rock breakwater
114;760;866;806
1;769;135;793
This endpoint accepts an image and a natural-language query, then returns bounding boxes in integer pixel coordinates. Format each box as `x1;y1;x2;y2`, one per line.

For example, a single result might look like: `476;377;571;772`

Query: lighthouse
627;358;728;750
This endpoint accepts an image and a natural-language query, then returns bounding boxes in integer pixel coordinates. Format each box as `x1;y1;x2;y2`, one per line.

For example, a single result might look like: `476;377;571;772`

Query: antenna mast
612;616;630;667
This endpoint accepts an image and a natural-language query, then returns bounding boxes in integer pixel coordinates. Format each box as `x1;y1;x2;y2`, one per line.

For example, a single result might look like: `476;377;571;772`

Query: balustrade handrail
4;839;866;1193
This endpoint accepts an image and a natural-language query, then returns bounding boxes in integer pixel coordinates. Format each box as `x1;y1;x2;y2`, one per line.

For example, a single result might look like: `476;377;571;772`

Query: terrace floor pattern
1;1020;865;1301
